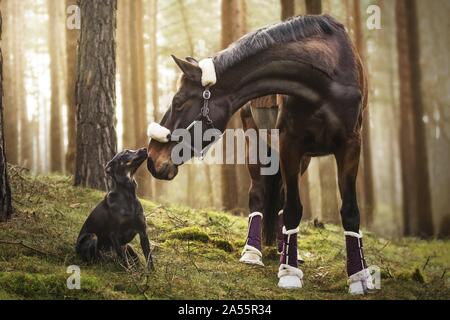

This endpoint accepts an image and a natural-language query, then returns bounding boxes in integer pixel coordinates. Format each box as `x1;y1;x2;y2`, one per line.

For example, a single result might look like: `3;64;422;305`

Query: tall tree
351;0;375;226
149;0;159;124
0;1;13;221
396;0;434;238
281;0;295;19
65;0;79;174
149;0;162;200
305;0;322;14
47;0;64;172
2;0;18;165
75;0;118;191
117;0;135;149
14;1;31;169
220;0;247;211
129;0;150;197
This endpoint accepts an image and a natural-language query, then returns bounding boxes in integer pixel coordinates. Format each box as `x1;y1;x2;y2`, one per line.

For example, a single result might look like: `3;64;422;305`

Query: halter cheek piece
148;58;219;158
177;87;217;159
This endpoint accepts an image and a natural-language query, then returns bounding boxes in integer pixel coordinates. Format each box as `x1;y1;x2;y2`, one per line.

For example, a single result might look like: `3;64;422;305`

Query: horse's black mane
213;14;344;76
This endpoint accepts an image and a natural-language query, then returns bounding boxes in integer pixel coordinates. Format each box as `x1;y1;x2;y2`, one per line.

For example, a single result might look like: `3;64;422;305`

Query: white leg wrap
344;231;363;238
277;264;303;289
348;269;375;295
248;212;263;219
278;227;303;289
239;245;264;267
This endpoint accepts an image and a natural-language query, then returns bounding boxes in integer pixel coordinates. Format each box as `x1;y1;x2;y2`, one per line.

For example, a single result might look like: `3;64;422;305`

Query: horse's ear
171;55;201;83
185;56;198;64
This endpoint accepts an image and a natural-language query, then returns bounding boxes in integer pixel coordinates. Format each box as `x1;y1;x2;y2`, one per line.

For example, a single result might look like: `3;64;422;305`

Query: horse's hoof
239;245;264;266
348;269;374;295
277;264;303;289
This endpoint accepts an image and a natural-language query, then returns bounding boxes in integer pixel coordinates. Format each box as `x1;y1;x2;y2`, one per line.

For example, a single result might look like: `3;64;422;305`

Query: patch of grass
0;167;449;300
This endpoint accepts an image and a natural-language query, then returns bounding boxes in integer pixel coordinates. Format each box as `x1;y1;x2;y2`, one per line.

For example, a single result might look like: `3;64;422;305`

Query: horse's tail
262;163;283;246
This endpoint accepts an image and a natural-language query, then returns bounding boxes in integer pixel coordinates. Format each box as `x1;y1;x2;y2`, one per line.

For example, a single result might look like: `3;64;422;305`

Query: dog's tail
76;233;98;263
262;160;284;246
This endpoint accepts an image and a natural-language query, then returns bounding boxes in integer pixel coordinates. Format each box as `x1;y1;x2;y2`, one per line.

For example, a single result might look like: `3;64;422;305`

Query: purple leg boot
345;231;374;294
240;212;264;266
277;226;303;289
277;210;284;254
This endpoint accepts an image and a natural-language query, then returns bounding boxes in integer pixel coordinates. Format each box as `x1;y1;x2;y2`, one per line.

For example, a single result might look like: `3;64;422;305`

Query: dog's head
105;148;148;186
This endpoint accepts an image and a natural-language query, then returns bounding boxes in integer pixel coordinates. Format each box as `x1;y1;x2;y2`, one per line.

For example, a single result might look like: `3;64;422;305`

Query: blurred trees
396;0;433;238
65;0;78;174
74;0;118;191
0;0;447;237
47;0;64;172
2;0;18;165
220;0;248;211
0;0;13;221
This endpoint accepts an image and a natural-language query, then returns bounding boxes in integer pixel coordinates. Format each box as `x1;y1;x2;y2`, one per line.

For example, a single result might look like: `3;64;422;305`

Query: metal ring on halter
203;88;211;100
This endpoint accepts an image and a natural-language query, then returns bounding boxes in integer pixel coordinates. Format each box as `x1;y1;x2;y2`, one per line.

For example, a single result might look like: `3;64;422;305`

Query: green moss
211;237;234;253
167;226;210;243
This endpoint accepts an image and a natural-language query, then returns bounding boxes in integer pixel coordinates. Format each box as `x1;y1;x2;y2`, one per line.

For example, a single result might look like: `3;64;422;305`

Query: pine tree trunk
65;0;78;174
149;0;159;123
281;0;295;19
47;0;64;172
12;1;30;169
2;0;18;165
396;0;434;238
75;0;118;191
149;0;162;200
117;0;134;149
0;1;13;221
129;0;150;197
220;0;247;212
352;0;375;226
305;0;322;14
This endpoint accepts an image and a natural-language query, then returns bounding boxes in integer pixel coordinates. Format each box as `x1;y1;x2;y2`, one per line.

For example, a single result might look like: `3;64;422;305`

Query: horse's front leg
278;134;303;289
239;107;266;266
335;133;373;295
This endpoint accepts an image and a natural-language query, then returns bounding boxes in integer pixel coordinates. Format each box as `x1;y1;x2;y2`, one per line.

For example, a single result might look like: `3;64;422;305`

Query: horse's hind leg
76;233;99;263
278;133;304;289
334;133;373;295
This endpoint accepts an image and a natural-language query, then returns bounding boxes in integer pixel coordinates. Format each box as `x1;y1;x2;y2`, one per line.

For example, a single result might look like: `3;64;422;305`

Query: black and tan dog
76;148;154;270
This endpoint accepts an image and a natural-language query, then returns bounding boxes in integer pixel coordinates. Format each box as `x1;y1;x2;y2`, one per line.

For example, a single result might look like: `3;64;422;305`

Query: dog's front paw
147;255;155;271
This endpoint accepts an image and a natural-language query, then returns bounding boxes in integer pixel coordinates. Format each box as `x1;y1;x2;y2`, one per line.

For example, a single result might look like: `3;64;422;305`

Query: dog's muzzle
147;122;171;143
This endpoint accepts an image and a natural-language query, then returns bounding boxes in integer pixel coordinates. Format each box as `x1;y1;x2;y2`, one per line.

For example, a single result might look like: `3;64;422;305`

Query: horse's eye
175;100;192;112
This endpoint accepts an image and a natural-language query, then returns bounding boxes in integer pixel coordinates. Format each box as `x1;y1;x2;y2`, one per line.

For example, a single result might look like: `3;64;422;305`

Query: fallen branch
0;239;59;258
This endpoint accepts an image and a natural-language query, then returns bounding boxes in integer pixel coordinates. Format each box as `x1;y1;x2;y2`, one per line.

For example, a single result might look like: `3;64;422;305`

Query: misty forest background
0;0;449;240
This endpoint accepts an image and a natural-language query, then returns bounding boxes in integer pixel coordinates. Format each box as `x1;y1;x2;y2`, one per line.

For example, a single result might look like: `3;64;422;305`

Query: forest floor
0;166;449;300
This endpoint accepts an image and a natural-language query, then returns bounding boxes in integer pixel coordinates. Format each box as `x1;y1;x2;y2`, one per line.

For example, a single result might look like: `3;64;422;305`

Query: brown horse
147;15;374;294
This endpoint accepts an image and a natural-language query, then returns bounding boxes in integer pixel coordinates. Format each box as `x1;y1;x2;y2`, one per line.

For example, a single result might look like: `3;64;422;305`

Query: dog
76;148;154;270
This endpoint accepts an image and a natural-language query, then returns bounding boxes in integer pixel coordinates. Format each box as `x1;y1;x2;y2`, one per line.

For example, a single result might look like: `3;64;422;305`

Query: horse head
147;55;232;180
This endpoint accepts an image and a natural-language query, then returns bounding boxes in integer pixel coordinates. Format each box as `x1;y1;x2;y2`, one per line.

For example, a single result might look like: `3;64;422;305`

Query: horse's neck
218;50;330;115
